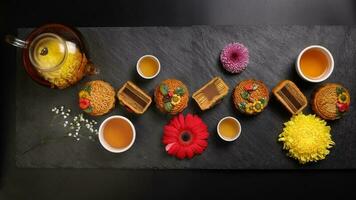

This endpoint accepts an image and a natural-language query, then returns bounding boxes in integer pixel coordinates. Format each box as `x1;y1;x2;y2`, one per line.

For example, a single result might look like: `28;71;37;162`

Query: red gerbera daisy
162;113;209;159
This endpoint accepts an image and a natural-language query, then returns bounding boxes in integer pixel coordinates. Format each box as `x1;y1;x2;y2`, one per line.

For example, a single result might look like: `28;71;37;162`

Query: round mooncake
154;79;189;115
233;79;269;115
78;80;116;116
312;83;350;120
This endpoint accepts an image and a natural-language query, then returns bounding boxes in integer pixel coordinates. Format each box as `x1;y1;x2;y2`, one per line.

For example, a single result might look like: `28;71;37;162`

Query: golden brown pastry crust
154;79;189;115
117;81;152;115
312;83;350;120
233;79;269;115
79;80;116;116
272;80;307;115
192;77;229;111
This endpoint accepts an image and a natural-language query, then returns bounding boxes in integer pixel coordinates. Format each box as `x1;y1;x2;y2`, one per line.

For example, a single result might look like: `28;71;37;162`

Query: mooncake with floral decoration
78;80;116;116
233;79;269;115
312;83;350;120
154;79;189;115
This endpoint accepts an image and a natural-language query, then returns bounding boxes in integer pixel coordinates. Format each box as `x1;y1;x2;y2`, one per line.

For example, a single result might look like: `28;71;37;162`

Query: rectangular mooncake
193;77;229;111
117;81;152;114
272;80;307;115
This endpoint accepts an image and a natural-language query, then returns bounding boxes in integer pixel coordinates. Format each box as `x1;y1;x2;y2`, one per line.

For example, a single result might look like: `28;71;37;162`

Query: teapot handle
5;35;28;48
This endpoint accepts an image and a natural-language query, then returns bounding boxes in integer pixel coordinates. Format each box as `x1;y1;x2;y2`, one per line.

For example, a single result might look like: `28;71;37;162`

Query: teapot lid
29;33;67;71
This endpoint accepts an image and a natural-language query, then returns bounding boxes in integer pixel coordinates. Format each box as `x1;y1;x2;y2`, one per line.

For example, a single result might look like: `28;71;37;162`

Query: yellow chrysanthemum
252;101;263;112
338;92;349;104
171;94;181;105
245;103;254;114
278;114;334;164
79;90;90;98
39;45;86;89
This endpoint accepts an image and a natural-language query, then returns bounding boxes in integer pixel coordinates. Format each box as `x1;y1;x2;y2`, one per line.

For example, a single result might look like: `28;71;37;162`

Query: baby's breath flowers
278;114;334;164
51;106;98;141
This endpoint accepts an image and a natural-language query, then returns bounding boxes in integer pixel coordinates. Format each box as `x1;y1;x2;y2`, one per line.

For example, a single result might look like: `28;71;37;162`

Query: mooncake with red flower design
312;83;350;120
154;79;189;115
78;80;116;116
233;79;269;115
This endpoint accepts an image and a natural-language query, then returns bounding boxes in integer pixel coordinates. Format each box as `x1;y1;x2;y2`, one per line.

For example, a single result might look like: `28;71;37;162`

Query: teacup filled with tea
99;115;136;153
217;116;241;142
296;45;334;83
137;55;161;79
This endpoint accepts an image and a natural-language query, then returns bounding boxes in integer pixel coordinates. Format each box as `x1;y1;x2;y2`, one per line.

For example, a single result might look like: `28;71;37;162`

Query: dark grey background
16;26;356;169
1;0;356;199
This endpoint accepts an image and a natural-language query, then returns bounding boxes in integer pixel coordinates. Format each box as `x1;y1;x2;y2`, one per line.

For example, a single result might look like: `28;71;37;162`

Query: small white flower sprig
51;105;98;142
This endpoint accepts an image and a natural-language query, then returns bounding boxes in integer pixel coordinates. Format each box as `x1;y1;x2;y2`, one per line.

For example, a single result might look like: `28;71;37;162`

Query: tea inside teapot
6;24;96;89
30;33;66;70
29;33;88;89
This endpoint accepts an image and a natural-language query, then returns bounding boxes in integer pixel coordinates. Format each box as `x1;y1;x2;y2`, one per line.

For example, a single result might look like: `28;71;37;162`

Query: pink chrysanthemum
220;42;249;73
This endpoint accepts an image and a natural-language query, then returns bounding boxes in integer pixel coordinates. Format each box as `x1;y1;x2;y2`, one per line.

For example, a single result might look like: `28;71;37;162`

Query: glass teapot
6;24;96;89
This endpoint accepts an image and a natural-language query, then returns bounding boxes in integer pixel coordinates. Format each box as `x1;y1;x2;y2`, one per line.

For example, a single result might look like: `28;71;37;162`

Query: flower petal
164;125;179;136
171;117;181;130
178;114;185;129
190;114;204;129
191;144;204;154
163;136;177;144
185;114;195;129
196;131;209;140
167;143;179;155
193;115;203;124
185;147;194;159
162;113;209;160
191;125;208;134
165;143;175;152
176;147;186;159
196;139;208;148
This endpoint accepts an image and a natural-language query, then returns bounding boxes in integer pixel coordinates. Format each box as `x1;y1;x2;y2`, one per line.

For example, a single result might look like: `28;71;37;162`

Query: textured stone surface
16;26;356;169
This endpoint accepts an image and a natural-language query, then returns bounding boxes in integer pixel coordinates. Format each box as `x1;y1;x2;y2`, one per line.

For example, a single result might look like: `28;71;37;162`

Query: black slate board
16;26;356;169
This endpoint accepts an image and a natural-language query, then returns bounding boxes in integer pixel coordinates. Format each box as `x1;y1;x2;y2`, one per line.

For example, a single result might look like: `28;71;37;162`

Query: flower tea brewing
6;24;95;89
29;33;88;89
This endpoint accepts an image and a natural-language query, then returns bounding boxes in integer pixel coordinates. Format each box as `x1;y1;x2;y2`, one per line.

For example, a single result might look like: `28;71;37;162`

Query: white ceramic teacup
217;116;242;142
98;115;136;153
136;55;161;79
295;45;334;83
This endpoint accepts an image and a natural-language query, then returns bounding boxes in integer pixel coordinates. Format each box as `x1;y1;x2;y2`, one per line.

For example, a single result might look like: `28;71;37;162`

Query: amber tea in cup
136;55;160;79
217;117;241;142
296;45;334;83
99;116;136;153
